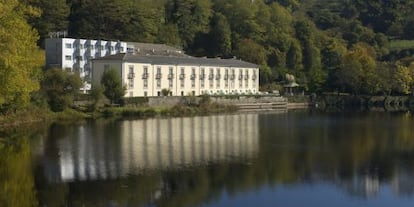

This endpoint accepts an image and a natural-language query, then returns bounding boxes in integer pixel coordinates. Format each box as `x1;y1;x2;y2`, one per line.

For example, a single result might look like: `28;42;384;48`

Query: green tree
157;23;182;46
208;13;232;57
335;44;377;94
234;39;267;66
0;0;44;113
390;63;414;94
101;68;126;104
29;0;70;47
42;69;82;112
69;0;132;40
166;0;212;49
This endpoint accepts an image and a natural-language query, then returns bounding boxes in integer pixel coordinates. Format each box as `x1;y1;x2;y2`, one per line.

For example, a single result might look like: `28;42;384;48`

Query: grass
0;99;238;131
389;40;414;51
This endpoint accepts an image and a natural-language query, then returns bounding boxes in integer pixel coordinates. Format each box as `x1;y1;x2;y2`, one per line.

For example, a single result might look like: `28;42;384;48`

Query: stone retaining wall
146;95;288;107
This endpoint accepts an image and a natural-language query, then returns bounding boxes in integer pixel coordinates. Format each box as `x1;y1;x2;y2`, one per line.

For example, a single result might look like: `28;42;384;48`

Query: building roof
127;42;187;57
93;53;259;68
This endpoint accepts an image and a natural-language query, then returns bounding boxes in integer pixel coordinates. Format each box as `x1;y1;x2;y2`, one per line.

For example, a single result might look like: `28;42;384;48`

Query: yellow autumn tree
0;0;44;112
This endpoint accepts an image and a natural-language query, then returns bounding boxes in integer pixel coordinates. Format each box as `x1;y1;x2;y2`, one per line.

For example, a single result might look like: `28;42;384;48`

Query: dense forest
2;0;414;112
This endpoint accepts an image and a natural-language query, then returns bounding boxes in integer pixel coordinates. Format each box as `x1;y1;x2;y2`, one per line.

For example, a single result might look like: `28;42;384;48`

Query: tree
0;0;44;113
208;13;232;57
29;0;70;48
166;0;212;49
390;63;414;94
100;68;126;104
335;44;377;94
42;69;82;112
234;39;267;66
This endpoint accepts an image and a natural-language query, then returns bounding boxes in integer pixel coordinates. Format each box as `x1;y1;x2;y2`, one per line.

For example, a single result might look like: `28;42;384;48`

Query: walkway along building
92;53;259;97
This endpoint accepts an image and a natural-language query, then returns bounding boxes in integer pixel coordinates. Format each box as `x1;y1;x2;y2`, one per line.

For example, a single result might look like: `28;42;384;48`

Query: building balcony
128;73;135;79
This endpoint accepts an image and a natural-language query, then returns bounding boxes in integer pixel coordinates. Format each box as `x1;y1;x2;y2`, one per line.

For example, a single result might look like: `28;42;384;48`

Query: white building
92;53;259;97
45;38;128;91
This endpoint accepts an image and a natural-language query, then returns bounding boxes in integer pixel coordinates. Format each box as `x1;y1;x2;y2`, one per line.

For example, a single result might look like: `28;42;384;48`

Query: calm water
2;111;414;206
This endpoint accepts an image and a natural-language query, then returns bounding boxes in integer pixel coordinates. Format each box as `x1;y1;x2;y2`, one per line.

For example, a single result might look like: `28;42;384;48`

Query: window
79;44;83;49
144;91;148;97
180;67;185;79
143;66;149;79
157;79;161;88
169;79;173;88
65;55;71;60
239;70;243;87
65;43;72;48
128;66;134;88
143;79;148;88
100;45;104;50
180;68;185;88
156;66;162;79
168;67;174;79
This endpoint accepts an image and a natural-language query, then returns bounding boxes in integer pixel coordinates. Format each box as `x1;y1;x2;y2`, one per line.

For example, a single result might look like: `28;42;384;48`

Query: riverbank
0;95;306;130
0;102;237;130
314;94;414;112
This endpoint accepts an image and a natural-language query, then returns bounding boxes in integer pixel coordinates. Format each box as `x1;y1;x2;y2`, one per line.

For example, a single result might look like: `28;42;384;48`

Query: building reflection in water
56;113;259;182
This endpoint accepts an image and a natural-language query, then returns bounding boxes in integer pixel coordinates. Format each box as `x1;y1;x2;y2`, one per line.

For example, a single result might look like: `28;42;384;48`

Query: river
1;111;414;206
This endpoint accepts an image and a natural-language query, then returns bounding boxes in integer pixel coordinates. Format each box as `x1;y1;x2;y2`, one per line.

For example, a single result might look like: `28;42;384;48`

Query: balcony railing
142;73;149;79
128;73;135;79
224;74;229;80
190;74;196;80
156;73;162;79
168;74;174;79
230;74;235;80
199;74;205;80
238;75;243;80
179;74;185;80
216;74;221;80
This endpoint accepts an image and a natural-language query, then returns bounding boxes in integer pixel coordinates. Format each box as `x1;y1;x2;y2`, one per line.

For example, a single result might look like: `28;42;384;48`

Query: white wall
46;38;128;91
93;59;259;97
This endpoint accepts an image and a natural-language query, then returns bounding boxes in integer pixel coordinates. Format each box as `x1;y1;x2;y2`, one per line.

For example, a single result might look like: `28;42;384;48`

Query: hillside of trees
2;0;414;113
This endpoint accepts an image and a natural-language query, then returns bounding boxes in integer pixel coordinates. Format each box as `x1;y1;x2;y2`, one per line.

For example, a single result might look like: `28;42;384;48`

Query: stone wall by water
146;95;288;107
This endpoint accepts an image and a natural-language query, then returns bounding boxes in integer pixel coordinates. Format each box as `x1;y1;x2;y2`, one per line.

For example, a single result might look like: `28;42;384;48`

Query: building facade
92;54;259;97
45;38;128;91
